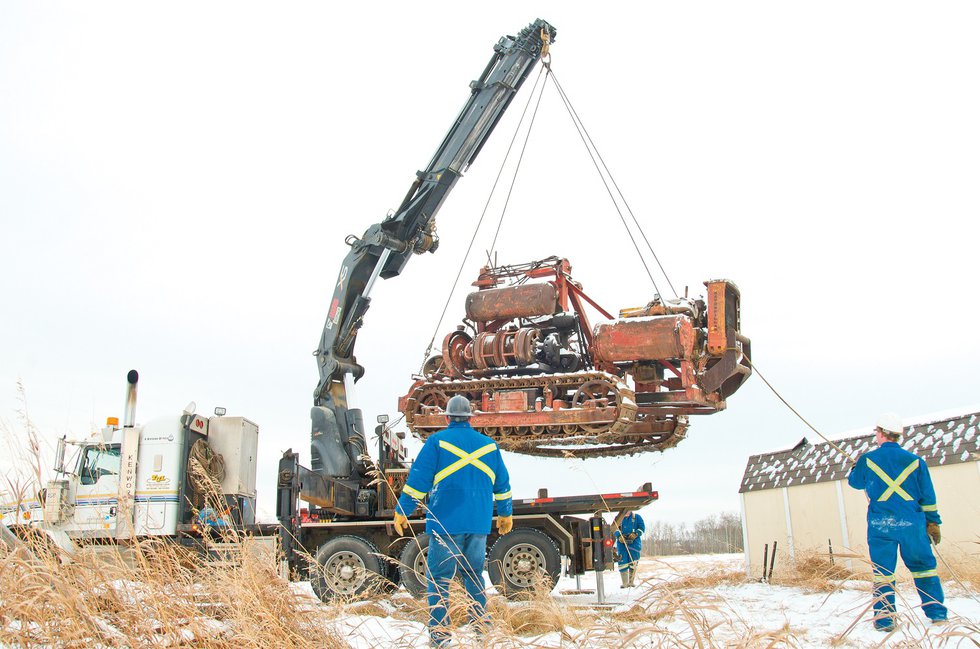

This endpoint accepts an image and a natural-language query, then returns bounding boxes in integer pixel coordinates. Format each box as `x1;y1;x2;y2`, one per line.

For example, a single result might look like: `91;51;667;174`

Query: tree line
640;512;743;556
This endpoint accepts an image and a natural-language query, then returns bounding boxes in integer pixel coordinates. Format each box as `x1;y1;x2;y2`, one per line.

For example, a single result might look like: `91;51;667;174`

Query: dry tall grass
0;530;349;648
5;533;978;648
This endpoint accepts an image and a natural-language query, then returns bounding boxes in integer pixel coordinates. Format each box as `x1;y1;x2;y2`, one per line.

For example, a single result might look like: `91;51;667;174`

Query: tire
378;556;401;594
487;528;561;599
398;533;430;598
310;535;389;601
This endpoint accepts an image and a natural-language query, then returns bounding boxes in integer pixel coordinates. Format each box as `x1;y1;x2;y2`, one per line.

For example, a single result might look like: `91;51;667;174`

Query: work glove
393;512;408;536
926;522;941;545
496;515;513;535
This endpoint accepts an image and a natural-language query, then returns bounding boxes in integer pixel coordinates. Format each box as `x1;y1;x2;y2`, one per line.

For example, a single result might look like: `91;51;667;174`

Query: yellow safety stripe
434;441;497;485
866;459;917;502
872;573;897;583
494;491;512;501
402;484;427;500
911;569;938;579
921;504;938;512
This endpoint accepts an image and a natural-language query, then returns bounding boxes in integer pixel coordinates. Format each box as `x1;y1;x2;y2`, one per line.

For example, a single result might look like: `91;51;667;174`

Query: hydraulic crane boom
310;19;556;479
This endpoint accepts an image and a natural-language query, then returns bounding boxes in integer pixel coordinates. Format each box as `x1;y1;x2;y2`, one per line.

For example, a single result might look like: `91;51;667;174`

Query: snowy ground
300;554;980;648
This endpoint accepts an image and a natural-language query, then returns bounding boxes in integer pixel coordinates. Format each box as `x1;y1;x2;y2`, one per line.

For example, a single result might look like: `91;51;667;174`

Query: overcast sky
2;2;979;528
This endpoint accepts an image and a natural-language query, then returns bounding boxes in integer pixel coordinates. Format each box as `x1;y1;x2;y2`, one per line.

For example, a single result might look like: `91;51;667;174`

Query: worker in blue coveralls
847;412;947;631
614;510;645;588
392;395;513;648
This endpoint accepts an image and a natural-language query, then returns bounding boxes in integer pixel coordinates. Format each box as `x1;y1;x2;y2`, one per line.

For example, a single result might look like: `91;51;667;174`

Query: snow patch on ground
316;553;980;648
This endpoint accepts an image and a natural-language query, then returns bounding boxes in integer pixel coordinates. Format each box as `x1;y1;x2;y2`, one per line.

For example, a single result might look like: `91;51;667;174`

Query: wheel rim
442;330;473;378
501;542;547;588
412;545;429;583
321;550;368;595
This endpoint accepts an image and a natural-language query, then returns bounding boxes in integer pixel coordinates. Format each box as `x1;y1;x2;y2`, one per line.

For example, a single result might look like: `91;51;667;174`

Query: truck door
74;444;122;535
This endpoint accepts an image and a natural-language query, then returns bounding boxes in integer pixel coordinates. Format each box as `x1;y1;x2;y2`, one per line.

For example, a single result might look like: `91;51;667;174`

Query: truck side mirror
54;436;66;474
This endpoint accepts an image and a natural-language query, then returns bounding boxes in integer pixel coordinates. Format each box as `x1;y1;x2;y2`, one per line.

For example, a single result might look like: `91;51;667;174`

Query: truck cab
3;404;259;543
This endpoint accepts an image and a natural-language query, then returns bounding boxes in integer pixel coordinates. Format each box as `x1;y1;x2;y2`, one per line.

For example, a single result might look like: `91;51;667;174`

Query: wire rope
417;64;551;372
487;65;553;257
546;70;673;298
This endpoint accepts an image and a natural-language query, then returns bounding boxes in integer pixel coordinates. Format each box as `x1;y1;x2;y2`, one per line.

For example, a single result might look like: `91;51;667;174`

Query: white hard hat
876;412;903;435
446;395;473;418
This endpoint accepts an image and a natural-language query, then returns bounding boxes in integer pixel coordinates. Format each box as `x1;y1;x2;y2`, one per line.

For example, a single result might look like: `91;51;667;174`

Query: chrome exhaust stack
123;369;139;428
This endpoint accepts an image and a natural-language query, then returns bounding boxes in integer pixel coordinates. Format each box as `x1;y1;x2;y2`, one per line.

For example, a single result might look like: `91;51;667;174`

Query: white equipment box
207;417;259;498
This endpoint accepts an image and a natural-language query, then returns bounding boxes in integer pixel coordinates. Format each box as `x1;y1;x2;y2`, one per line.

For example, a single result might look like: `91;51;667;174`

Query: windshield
79;444;122;485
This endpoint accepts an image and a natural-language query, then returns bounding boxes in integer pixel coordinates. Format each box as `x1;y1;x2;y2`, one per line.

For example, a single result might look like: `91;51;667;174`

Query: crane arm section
311;19;556;478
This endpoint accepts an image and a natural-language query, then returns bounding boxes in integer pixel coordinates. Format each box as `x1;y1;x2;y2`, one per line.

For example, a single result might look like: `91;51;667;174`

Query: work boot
620;570;629;588
466;620;490;639
873;618;896;633
627;568;637;587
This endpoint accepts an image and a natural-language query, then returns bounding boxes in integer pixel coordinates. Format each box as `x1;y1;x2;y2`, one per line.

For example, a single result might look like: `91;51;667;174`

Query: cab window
80;445;121;485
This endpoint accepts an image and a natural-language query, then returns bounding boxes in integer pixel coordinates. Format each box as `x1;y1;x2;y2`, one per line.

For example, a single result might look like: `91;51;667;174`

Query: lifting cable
547;69;678;300
418;58;686;372
417;63;552;372
740;354;855;463
487;62;553;257
743;353;980;606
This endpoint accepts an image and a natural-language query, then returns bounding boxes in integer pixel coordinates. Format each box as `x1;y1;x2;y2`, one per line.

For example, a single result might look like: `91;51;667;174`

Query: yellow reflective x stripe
921;504;938;512
434;441;497;484
402;484;426;500
494;491;512;501
911;569;938;579
866;459;917;502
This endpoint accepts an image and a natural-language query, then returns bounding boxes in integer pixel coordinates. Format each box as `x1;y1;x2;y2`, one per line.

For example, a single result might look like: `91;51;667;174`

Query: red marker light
603;538;614;547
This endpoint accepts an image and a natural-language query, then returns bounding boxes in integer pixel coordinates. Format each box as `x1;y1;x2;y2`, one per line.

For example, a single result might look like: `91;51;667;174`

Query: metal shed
739;411;980;577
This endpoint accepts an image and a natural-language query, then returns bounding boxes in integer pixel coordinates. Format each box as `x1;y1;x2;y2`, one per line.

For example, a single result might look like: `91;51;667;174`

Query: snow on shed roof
739;410;980;493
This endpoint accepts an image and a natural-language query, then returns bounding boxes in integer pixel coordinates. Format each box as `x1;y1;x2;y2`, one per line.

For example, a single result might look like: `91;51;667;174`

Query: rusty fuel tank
592;315;697;364
465;283;558;322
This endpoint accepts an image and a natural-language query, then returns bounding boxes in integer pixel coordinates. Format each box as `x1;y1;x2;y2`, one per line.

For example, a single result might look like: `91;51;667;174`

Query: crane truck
277;14;747;601
2;18;749;602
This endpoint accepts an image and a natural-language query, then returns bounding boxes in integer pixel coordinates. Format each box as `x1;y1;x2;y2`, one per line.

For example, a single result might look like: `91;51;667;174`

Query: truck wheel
488;528;561;598
398;534;430;598
310;535;389;600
